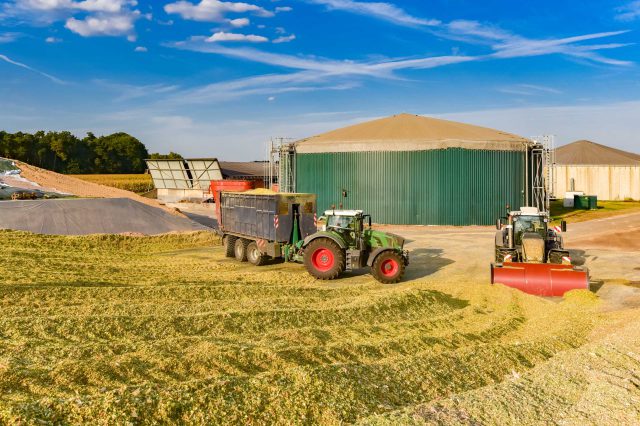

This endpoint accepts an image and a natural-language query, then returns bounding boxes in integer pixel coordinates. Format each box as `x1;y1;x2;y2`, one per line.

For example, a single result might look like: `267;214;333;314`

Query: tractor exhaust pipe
507;212;514;249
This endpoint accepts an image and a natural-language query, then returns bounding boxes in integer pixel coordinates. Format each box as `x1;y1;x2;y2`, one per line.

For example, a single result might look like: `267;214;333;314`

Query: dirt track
378;215;640;310
564;209;640;251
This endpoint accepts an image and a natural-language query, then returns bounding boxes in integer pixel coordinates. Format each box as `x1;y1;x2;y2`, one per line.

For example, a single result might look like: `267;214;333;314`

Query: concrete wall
555;165;640;200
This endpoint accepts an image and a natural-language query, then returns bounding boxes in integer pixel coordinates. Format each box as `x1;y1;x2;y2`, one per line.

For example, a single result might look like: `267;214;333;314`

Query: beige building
554;140;640;201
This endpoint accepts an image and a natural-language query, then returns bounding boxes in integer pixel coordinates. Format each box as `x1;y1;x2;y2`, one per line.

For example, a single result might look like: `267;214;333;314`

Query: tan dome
295;113;531;153
555;140;640;165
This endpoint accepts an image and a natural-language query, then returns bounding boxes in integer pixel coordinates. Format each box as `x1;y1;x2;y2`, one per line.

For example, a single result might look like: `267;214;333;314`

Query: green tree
149;151;183;160
0;130;152;174
89;132;149;173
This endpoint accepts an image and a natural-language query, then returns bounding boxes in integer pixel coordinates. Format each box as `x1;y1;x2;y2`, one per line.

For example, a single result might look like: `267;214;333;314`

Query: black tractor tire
247;241;268;266
224;235;237;258
371;251;406;284
304;238;345;280
234;238;250;262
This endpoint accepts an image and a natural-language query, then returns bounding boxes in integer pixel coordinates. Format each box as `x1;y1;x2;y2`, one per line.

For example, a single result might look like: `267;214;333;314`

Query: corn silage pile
0;230;632;424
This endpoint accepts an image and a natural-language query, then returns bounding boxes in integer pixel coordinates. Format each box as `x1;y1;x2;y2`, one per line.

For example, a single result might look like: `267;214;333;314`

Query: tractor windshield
513;215;546;245
327;215;355;230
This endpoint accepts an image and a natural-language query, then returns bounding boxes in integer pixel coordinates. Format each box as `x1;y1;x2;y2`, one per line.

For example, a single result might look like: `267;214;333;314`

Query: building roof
295;113;532;153
555;140;640;166
219;161;274;178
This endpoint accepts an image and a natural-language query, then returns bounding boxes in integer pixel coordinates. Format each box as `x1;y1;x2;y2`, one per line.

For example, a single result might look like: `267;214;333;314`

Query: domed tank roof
555;140;640;165
295;113;531;153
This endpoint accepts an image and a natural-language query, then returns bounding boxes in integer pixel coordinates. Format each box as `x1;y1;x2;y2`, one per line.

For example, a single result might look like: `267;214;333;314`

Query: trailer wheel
371;251;405;284
224;236;237;258
247;241;267;266
234;238;249;262
304;238;345;280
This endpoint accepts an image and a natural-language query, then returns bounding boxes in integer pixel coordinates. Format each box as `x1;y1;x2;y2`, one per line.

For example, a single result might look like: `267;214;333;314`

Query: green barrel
574;195;598;210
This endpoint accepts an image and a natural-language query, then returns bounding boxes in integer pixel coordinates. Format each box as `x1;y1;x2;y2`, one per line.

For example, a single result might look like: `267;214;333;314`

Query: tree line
0;130;181;174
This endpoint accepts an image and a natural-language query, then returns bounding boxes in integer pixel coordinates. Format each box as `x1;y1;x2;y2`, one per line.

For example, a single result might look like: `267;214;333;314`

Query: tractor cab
323;210;369;232
322;210;369;247
510;207;549;246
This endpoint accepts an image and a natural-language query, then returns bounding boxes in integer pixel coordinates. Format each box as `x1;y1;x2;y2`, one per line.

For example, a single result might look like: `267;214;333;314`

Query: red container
210;180;254;220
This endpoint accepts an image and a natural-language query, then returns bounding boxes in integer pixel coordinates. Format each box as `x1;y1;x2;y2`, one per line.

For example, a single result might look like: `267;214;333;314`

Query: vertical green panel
295;149;526;225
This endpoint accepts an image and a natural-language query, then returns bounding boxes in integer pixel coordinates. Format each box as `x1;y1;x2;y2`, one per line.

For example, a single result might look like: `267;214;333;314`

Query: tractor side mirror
496;218;503;230
561;220;567;232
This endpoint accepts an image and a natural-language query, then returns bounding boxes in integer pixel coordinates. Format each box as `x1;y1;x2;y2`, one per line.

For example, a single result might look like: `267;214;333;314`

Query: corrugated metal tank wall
295;149;526;225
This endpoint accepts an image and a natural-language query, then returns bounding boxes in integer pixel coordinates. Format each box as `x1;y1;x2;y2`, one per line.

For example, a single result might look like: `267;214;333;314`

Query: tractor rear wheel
247;241;267;266
224;236;237;258
371;251;405;284
304;238;345;280
234;238;249;262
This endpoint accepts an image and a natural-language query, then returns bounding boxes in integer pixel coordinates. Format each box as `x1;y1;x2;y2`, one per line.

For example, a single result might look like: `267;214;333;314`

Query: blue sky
1;0;639;159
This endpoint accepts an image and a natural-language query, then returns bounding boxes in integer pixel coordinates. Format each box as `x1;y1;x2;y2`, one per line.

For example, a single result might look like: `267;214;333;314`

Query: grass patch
550;199;640;224
0;231;603;424
72;174;154;194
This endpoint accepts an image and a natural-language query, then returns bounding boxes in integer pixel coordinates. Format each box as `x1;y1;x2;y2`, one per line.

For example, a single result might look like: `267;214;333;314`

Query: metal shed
554;140;640;201
145;158;223;203
294;113;534;225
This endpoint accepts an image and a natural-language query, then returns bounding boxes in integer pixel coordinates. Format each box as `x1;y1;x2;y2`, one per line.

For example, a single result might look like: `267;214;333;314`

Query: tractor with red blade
491;206;589;296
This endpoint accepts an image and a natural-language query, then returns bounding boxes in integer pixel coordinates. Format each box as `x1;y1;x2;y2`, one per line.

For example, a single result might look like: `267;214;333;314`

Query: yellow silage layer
0;230;625;425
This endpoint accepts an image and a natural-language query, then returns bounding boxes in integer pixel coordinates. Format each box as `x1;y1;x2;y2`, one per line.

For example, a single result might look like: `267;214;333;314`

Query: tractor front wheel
304;238;345;280
371;251;405;284
234;238;249;262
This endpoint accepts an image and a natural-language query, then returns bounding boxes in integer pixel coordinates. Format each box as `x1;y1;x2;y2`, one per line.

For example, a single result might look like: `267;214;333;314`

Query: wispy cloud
94;79;180;101
163;21;632;106
499;84;562;96
273;34;296;43
207;31;269;43
0;32;22;43
616;1;640;21
164;0;274;22
161;38;480;106
165;71;359;104
0;54;65;84
172;40;476;77
490;30;633;66
307;0;440;27
304;1;633;67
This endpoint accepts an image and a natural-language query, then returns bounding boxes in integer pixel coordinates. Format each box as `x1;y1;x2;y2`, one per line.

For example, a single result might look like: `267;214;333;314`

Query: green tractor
303;210;409;283
217;192;409;284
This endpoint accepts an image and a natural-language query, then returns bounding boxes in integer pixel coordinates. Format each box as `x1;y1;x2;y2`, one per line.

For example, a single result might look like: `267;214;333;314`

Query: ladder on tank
268;137;296;193
530;135;555;213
